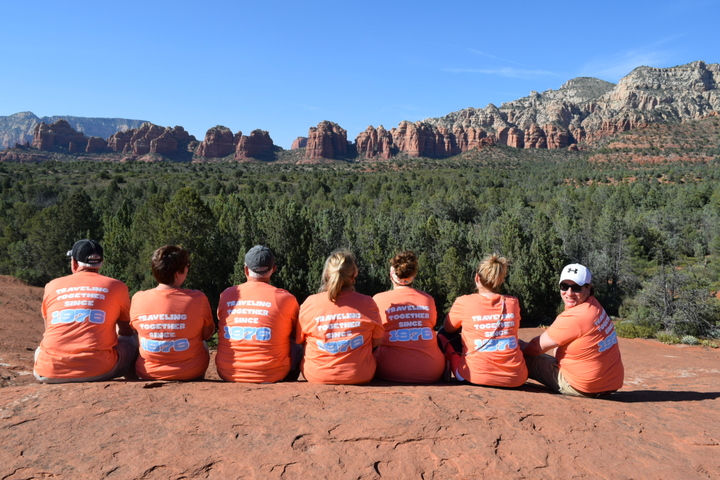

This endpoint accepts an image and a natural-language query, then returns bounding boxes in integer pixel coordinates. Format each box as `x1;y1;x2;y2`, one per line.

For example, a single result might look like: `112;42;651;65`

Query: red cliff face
32;120;87;151
306;121;347;160
106;123;194;156
196;126;236;158
235;130;274;160
355;125;393;159
291;137;308;149
85;136;107;153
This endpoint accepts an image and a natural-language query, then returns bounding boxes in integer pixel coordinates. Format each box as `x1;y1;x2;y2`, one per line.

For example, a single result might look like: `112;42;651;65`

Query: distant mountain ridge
0;112;148;149
1;61;719;162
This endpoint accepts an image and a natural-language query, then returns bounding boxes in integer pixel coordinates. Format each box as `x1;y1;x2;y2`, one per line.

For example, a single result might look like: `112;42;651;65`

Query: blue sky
1;0;718;149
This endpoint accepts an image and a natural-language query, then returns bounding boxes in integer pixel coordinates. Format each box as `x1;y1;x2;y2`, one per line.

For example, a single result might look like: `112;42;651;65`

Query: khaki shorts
525;353;614;398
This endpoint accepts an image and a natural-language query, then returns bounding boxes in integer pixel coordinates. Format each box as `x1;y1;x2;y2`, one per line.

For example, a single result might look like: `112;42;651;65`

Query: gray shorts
34;336;138;384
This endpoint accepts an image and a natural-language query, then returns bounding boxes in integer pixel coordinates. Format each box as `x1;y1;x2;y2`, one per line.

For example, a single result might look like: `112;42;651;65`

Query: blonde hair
320;249;358;302
476;254;508;293
390;251;418;280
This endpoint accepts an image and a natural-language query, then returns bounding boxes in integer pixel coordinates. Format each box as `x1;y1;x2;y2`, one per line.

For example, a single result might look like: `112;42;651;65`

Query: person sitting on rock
521;264;624;397
438;254;528;387
297;249;384;384
34;239;137;383
130;245;215;381
373;251;445;384
215;245;301;383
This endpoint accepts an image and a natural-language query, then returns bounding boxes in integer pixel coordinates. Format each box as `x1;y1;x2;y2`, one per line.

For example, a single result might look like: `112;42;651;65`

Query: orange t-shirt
297;290;384;385
445;293;528;387
130;288;214;381
35;271;131;379
372;288;444;383
546;295;624;393
215;281;299;383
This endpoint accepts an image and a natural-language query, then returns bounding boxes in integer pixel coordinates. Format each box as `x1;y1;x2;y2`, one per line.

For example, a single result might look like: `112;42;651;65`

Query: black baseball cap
67;239;104;266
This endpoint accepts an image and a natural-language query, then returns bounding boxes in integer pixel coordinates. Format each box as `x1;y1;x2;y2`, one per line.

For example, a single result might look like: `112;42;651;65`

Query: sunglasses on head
559;283;585;293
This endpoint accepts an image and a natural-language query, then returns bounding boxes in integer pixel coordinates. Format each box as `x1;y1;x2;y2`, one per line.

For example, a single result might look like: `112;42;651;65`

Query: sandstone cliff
0;111;146;149
305;121;348;161
418;61;720;154
235;129;274;161
196;126;236;158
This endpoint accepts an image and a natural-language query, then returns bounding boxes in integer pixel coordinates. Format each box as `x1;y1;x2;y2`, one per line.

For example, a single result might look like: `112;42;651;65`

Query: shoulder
220;285;241;297
131;289;153;300
503;295;520;306
451;294;475;307
184;288;209;300
372;290;393;302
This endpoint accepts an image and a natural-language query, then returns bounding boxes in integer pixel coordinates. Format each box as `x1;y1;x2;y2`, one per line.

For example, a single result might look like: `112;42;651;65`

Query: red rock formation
106;123;194;156
544;124;570;149
291;137;308;149
391;121;434;157
306;121;347;160
235;129;274;160
85;137;107;153
454;126;491;151
496;127;524;148
355;125;393;159
196;126;236;158
524;124;547;149
107;130;132;153
31;120;87;150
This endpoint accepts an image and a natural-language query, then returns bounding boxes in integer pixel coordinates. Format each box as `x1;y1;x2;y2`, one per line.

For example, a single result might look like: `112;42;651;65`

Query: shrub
615;321;656;339
680;335;699;345
655;331;680;344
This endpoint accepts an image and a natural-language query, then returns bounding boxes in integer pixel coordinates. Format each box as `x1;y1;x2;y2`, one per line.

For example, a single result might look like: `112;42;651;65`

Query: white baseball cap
559;264;592;286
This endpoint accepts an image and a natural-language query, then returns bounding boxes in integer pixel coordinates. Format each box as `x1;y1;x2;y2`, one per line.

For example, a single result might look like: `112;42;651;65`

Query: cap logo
567;268;578;274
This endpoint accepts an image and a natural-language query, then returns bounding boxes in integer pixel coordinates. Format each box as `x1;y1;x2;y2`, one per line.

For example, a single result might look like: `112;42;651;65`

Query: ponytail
476;254;509;293
320;249;358;302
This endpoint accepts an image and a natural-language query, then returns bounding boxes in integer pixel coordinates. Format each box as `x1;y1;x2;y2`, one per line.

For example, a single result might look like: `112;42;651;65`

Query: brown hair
320;249;358;302
151;245;190;286
390;251;418;279
476;254;508;293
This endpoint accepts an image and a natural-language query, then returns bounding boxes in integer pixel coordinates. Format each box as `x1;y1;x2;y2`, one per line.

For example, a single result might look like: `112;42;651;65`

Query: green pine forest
2;120;720;345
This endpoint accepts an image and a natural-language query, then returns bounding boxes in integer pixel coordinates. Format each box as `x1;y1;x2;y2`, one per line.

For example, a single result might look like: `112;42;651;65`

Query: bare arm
443;315;460;334
521;331;559;356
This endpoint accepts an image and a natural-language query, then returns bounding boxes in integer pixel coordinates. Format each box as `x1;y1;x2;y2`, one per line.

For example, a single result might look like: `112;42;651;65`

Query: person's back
129;245;215;381
373;268;444;384
445;292;527;387
297;250;384;385
298;289;383;384
440;254;528;388
216;281;299;382
34;239;135;383
131;287;213;380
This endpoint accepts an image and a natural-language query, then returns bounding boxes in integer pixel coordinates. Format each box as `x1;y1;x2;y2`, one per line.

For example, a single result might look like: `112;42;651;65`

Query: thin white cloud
444;67;560;79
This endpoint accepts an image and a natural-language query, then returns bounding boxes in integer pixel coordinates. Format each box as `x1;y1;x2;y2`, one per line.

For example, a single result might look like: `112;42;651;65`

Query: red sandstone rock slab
1;276;718;479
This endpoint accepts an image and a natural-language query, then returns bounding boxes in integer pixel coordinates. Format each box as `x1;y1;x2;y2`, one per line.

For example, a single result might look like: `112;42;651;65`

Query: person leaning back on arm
520;264;624;398
33;239;137;383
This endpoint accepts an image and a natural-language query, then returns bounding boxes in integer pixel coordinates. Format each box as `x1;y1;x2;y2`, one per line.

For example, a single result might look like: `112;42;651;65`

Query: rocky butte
1;61;719;162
